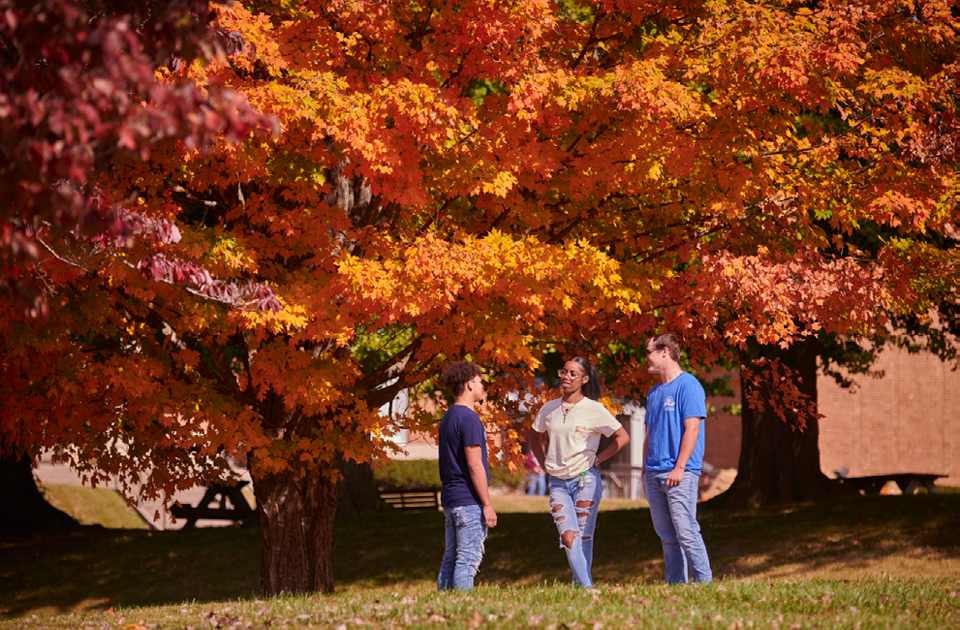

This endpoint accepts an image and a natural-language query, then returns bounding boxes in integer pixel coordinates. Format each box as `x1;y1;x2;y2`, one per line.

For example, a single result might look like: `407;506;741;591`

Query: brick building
702;344;959;488
818;344;959;486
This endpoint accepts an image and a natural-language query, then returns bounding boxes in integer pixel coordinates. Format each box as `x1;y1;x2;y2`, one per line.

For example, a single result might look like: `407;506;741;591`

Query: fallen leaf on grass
529;614;545;627
427;614;447;622
470;611;483;627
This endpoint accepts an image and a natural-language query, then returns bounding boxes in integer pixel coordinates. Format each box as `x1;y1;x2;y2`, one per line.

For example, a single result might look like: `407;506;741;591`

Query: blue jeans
549;467;602;588
438;504;487;590
527;472;546;496
644;470;712;584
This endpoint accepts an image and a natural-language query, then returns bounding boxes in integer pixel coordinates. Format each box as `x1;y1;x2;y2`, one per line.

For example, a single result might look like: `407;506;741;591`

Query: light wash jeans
548;467;602;588
438;503;487;590
644;470;712;584
527;472;546;496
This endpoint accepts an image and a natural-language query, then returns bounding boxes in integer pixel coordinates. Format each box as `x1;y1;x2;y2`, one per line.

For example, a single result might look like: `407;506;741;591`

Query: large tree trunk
251;460;339;595
337;458;379;516
0;453;79;534
712;338;854;509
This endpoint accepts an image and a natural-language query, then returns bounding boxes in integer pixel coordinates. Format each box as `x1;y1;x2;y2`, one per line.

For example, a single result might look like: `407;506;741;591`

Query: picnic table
835;472;946;495
169;481;257;528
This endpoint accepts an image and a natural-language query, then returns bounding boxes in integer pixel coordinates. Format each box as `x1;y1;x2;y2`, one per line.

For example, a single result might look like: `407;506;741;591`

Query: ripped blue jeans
438;504;487;590
549;467;602;588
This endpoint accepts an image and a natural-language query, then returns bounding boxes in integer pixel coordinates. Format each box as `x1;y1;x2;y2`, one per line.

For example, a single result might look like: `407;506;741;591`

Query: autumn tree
0;0;278;533
2;0;956;594
0;0;273;315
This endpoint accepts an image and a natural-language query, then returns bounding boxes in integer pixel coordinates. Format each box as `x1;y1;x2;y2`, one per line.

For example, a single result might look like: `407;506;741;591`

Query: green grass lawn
38;483;149;530
1;492;957;629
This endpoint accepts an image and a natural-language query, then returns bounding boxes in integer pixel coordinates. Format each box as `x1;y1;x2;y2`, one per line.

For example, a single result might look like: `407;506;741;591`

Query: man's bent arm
666;417;701;488
465;445;497;527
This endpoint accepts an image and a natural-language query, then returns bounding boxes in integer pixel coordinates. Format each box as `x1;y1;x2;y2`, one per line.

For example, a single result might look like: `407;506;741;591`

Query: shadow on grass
1;494;957;618
703;493;960;579
0;526;259;618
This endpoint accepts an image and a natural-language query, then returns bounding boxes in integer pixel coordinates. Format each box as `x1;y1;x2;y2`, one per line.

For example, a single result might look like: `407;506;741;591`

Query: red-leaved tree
1;0;956;594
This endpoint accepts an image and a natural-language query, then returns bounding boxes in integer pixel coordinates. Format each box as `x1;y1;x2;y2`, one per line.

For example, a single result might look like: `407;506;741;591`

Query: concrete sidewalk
34;452;254;531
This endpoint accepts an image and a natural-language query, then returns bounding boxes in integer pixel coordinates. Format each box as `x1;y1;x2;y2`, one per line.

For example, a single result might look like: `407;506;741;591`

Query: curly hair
441;361;483;398
646;333;682;362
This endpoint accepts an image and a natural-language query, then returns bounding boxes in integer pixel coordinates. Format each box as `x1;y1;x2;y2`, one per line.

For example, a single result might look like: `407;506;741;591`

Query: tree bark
251;460;339;595
0;453;79;534
337;458;379;516
711;338;854;509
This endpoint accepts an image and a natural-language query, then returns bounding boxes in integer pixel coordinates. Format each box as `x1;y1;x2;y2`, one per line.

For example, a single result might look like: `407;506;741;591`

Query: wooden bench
379;489;440;511
835;473;946;495
170;481;256;528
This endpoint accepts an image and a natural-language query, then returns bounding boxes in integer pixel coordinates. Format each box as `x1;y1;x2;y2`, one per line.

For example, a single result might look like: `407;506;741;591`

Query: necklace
560;393;584;423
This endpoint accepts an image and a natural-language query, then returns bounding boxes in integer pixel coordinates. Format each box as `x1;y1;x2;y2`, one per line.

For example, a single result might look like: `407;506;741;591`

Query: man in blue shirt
437;361;497;590
643;334;712;584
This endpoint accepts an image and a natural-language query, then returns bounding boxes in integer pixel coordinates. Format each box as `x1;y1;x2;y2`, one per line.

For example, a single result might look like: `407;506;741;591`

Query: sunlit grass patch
39;483;147;530
4;579;958;630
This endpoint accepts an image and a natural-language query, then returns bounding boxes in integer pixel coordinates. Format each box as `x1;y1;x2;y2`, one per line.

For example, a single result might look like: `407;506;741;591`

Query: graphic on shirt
663;396;676;411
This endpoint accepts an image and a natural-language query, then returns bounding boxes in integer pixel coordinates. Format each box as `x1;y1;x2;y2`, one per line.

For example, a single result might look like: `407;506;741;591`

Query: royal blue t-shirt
644;371;707;475
438;405;489;508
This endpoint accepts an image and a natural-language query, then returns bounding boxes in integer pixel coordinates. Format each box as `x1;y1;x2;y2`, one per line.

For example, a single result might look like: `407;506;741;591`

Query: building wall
705;373;742;470
699;344;959;488
818;345;960;485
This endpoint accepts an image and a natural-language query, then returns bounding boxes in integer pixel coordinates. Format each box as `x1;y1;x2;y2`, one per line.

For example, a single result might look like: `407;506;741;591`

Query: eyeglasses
645;347;662;355
558;369;585;378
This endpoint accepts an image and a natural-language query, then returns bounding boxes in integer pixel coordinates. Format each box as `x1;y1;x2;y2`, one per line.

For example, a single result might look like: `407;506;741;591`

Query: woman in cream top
529;356;630;588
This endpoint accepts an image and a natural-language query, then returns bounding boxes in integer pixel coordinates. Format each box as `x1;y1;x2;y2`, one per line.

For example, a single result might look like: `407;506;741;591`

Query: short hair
441;361;483;397
647;333;682;362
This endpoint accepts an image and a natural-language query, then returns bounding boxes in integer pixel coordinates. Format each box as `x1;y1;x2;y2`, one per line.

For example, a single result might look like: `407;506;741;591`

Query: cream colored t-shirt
531;397;623;480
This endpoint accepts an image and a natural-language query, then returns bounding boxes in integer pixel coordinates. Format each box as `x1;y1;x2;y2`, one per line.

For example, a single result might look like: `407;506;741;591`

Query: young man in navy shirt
643;334;712;584
437;361;497;590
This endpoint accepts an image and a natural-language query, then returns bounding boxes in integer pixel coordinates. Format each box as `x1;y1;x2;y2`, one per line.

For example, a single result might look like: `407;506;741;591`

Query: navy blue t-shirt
438;405;489;508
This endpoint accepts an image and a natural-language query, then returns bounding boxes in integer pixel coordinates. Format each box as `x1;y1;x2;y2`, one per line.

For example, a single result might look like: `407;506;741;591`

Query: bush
374;459;524;492
374;459;441;491
489;463;524;491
